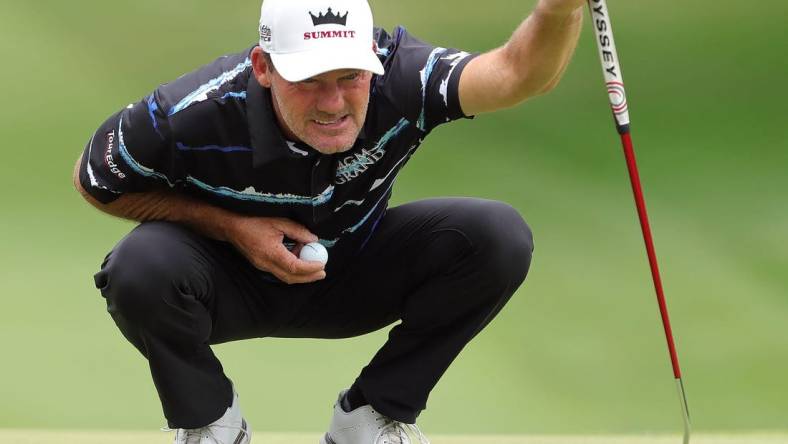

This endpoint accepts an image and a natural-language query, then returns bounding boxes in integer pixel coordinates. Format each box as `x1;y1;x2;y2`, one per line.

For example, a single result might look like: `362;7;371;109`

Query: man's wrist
534;1;585;21
209;207;238;243
204;205;241;243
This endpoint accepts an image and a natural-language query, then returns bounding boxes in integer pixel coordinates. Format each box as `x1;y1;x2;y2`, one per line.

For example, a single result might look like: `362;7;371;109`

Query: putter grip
587;0;631;133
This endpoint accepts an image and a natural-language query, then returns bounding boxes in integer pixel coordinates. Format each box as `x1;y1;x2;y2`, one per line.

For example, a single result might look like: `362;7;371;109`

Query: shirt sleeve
78;93;185;203
375;26;479;133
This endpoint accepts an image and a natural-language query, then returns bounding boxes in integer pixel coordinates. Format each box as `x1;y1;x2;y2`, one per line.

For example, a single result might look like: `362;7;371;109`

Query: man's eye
342;73;360;81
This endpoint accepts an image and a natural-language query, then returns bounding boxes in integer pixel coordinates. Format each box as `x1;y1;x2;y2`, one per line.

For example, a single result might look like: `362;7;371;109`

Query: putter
586;1;691;443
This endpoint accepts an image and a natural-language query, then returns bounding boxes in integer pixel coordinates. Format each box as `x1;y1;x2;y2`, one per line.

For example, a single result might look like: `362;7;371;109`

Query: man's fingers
272;269;327;285
266;256;326;284
291;243;305;258
273;219;318;244
282;252;326;275
230;216;324;283
269;243;325;275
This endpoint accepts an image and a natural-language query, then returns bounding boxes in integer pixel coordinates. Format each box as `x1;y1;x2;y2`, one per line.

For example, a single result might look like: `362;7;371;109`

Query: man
74;0;585;442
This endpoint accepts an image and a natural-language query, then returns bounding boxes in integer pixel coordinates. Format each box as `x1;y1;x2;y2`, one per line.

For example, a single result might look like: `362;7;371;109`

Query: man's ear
251;46;274;88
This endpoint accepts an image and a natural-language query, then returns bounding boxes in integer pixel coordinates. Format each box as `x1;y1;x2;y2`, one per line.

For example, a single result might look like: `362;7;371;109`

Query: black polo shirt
79;26;478;271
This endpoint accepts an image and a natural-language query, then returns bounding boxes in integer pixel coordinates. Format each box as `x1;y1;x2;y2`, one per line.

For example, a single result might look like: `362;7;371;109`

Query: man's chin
306;133;359;154
312;143;354;155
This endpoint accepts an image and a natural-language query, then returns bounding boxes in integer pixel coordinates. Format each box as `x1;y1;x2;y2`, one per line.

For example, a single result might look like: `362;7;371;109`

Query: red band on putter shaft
620;131;682;379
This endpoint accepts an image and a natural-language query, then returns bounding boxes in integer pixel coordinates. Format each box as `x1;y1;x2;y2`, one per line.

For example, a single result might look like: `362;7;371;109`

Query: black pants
94;198;533;428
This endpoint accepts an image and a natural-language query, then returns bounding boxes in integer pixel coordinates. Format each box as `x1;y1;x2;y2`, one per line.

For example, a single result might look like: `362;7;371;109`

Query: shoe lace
374;415;430;444
162;423;250;444
162;426;199;444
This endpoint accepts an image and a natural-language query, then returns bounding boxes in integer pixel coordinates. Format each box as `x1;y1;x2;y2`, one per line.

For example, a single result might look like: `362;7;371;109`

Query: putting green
1;431;786;444
2;0;788;436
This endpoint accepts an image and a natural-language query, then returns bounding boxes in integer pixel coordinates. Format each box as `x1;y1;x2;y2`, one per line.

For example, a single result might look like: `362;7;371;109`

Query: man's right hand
227;216;327;284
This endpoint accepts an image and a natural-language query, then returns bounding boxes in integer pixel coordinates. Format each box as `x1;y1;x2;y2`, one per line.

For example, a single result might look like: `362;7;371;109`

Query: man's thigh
276;198;502;339
98;221;311;345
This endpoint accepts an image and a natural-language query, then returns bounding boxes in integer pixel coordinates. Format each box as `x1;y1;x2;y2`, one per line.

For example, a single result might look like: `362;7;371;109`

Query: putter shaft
587;0;691;441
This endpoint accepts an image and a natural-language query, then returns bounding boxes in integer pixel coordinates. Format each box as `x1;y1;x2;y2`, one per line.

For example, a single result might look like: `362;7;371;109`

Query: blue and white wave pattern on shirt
186;177;335;205
417;47;448;131
118;117;335;206
439;51;471;111
168;58;251;116
117;117;180;188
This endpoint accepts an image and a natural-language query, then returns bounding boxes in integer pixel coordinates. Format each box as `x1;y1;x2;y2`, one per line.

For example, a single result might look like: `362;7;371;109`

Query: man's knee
456;199;534;285
95;222;207;327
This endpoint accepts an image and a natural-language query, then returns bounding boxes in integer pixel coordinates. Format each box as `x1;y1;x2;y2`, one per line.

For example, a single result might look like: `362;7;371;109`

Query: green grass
2;431;788;444
1;0;787;436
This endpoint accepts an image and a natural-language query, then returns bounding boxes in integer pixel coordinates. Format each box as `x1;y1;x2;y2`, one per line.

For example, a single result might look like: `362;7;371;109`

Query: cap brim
271;49;385;82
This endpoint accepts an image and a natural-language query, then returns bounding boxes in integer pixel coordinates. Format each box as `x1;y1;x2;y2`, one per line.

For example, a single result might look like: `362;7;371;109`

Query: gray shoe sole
234;419;248;444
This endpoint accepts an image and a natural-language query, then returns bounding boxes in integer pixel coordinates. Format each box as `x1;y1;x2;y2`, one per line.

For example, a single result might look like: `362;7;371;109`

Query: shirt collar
246;77;315;167
246;74;370;168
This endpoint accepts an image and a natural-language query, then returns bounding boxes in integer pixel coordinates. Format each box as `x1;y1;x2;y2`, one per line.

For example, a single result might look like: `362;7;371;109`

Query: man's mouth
311;115;350;129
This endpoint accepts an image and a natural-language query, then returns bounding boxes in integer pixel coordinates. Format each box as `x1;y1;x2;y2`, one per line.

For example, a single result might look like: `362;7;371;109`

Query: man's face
252;48;372;155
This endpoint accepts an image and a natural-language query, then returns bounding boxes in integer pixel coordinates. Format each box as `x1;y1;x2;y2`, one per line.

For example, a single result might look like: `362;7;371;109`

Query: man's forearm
502;2;584;98
74;154;326;283
459;1;585;114
103;191;236;242
73;157;236;242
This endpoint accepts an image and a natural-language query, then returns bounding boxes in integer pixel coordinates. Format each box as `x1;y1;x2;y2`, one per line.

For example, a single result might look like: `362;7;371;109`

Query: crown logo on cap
309;7;348;26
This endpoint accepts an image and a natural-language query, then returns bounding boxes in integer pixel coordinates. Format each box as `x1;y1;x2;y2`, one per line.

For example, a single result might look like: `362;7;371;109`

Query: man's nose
315;83;345;115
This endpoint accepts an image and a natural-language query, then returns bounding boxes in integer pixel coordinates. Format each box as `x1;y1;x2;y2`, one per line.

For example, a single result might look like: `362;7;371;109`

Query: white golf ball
299;242;328;264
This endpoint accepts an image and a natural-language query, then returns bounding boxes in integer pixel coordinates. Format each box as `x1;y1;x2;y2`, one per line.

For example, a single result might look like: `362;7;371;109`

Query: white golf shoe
169;389;251;444
320;390;430;444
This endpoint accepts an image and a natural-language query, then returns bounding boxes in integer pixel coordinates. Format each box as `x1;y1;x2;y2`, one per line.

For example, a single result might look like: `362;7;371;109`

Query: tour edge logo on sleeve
104;130;127;180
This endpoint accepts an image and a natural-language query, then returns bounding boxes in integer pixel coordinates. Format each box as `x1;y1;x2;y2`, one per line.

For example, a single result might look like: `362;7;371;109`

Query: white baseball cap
259;0;385;82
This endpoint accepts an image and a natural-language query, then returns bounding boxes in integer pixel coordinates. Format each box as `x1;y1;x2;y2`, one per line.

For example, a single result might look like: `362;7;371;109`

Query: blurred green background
1;0;786;436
